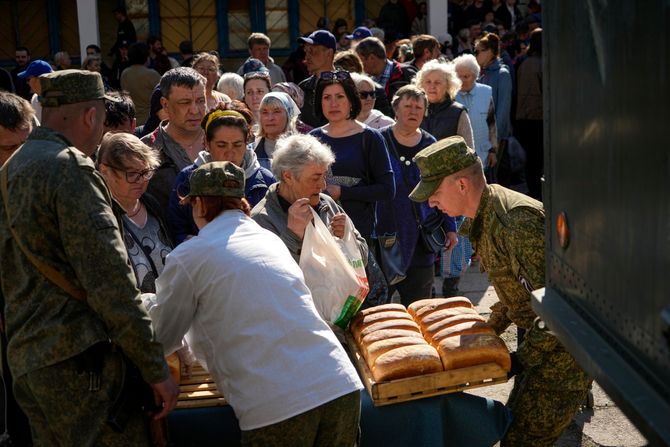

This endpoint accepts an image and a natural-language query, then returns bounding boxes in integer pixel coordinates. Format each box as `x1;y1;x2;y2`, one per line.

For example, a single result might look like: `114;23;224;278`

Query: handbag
0;161;168;446
375;233;407;285
418;210;448;254
299;209;369;329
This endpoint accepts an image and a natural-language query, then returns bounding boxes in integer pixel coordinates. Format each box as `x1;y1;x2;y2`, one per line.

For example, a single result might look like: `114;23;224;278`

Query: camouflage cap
39;69;119;107
409;135;479;202
185;161;246;199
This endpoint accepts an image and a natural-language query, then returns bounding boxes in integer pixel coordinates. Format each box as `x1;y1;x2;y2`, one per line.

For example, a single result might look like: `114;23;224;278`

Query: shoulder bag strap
0;161;87;302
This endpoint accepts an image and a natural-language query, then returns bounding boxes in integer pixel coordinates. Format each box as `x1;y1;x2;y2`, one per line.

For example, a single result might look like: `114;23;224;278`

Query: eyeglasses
103;163;156;183
358;90;376;99
319;71;351;81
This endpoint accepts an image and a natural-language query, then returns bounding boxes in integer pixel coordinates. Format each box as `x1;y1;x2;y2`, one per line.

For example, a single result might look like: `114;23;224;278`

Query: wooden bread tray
345;332;508;406
176;363;228;409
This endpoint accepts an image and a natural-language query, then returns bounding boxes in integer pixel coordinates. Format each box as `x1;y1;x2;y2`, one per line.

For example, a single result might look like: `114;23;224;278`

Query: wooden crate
346;332;509;407
176;363;228;409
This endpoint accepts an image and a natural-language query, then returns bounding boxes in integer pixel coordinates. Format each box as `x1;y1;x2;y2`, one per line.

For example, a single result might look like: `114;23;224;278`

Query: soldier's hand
150;376;179;420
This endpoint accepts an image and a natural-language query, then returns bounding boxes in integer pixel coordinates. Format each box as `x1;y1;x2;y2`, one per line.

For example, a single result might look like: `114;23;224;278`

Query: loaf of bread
357;319;421;343
371;344;443;381
414;297;475;320
354;303;407;320
429;321;495;345
360;328;425;346
365;336;430;364
408;298;470;317
417;306;479;330
350;311;414;337
423;314;486;338
436;334;511;371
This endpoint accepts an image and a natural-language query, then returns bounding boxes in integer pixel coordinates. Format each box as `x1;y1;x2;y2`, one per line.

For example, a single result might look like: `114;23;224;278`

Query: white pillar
77;0;100;61
428;0;448;37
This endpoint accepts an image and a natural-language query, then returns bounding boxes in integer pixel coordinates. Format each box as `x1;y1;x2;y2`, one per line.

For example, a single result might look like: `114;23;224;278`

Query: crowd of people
0;1;590;446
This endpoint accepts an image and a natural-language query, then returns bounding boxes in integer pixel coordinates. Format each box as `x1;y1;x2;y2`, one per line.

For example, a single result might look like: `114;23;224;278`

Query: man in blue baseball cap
18;59;54;122
297;30;337;128
345;26;373;48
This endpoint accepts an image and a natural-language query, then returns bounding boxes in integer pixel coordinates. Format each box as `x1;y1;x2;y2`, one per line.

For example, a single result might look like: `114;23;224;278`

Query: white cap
438;33;453;46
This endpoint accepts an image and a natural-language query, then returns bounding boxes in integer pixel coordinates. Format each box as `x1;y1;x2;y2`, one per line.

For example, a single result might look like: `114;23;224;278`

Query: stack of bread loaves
350;298;510;382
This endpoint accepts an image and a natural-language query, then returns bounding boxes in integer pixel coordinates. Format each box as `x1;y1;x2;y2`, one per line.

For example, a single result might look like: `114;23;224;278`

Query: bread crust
437;334;511;371
371;344;443;381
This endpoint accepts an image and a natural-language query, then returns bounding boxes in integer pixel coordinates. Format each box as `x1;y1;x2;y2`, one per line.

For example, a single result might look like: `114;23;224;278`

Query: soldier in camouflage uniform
0;70;178;445
409;136;591;446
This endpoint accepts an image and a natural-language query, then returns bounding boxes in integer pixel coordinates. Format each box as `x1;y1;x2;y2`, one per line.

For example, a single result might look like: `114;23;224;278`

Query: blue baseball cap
346;26;373;40
298;30;336;50
18;60;54;79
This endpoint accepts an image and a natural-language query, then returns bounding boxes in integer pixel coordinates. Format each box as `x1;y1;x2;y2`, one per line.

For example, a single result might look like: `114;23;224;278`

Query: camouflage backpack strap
0;160;87;302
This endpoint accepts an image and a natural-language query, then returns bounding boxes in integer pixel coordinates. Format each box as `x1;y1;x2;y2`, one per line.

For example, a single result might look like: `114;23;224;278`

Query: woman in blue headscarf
254;91;299;170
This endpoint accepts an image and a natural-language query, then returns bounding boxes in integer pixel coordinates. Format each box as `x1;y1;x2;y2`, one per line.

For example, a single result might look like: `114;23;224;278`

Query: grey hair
216;72;244;100
160;67;207;98
350;72;378;91
53;51;70;66
96;132;160;170
453;53;480;79
272;134;335;181
413;59;461;101
391;84;428;111
354;37;387;60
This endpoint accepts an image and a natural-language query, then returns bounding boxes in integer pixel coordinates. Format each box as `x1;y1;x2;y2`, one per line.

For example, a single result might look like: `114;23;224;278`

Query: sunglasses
358;90;376;99
319;71;351;81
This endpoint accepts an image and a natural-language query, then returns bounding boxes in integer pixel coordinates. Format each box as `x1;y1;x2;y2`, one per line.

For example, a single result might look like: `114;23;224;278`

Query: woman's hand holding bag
299;209;369;329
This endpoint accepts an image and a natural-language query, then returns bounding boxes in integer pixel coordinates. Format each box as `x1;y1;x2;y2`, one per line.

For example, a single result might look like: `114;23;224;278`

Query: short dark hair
313;72;361;122
412;35;439;58
128;42;149;65
179;40;193;54
146;35;161;46
160;67;206;98
104;91;136;129
86;44;102;54
247;33;271;49
15;46;30;55
0;91;34;131
354;37;387;60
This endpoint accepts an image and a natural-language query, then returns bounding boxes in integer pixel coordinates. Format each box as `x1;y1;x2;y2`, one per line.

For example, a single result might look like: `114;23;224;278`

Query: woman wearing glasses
97;132;172;293
309;70;395;241
192;52;230;110
350;72;395;130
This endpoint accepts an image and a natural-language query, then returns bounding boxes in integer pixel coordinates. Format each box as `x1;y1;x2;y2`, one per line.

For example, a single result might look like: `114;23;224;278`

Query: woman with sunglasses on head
350;72;395;130
309;70;395;242
97;132;173;293
243;70;272;130
167;102;275;245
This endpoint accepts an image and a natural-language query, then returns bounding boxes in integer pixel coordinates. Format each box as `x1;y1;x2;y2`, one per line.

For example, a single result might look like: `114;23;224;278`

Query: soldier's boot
442;277;460;297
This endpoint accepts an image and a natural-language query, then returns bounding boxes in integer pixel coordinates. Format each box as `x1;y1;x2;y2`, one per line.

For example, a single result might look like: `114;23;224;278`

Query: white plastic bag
299;209;369;329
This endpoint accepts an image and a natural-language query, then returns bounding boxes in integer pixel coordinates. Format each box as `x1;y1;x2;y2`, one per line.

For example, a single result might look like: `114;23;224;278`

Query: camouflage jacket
0;127;168;383
461;184;544;334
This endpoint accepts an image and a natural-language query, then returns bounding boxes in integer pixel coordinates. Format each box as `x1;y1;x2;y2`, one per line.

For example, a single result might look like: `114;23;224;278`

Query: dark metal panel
539;0;670;444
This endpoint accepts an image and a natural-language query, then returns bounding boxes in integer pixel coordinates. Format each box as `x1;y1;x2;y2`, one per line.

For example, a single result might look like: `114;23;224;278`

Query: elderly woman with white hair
254;91;300;170
414;59;474;147
350;72;395;129
251;133;368;264
216;72;244;101
453;53;498;175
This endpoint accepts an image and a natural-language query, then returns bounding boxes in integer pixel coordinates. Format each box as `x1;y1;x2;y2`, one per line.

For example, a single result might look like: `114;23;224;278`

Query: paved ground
434;262;649;447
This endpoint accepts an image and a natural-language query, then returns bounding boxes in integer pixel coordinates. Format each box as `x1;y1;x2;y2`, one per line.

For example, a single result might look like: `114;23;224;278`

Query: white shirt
146;210;362;430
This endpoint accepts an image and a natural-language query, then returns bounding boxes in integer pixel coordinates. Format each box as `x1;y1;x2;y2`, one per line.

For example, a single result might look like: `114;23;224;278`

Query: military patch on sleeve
518;274;534;294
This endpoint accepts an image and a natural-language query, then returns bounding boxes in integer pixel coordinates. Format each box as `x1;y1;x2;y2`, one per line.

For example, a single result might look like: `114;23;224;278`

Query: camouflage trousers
13;348;150;446
502;327;591;446
240;390;361;447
